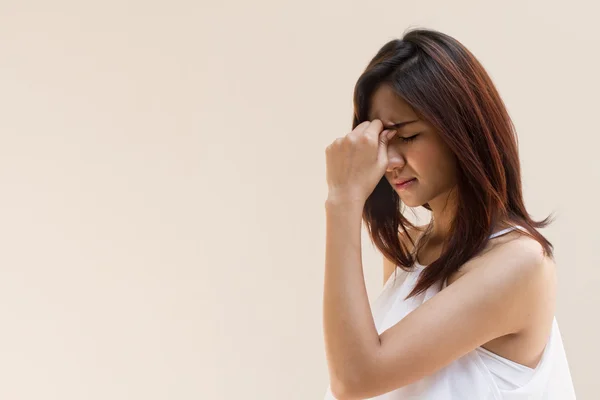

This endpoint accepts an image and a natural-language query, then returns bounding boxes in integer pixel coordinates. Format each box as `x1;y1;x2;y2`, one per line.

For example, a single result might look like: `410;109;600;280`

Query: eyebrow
383;119;420;130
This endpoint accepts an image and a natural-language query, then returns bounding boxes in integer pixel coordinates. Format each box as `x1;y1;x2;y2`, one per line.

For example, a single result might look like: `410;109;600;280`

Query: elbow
329;371;369;400
330;381;358;400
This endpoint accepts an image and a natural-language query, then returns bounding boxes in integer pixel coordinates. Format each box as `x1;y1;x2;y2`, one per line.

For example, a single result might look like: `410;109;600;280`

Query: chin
399;192;433;208
399;197;422;208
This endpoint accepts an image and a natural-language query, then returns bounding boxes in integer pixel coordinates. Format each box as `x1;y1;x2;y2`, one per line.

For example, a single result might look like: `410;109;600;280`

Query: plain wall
0;0;598;398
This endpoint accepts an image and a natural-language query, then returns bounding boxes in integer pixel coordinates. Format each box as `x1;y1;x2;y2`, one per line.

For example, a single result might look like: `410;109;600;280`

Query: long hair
356;28;554;298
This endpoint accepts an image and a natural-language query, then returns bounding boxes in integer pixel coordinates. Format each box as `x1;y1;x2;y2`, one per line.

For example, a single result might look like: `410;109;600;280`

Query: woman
322;28;576;399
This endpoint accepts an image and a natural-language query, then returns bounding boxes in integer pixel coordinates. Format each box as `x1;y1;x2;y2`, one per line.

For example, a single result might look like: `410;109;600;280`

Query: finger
363;119;384;141
347;120;371;139
378;129;395;162
383;129;397;141
378;129;393;146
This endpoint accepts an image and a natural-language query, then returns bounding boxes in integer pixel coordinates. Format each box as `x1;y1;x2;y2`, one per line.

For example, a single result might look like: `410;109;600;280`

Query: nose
386;145;406;172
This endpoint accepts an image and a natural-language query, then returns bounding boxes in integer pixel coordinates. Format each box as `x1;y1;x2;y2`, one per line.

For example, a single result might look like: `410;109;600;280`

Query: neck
426;188;513;242
427;188;458;243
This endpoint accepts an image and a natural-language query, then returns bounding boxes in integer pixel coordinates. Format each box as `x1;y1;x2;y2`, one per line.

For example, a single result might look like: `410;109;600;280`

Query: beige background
0;1;598;399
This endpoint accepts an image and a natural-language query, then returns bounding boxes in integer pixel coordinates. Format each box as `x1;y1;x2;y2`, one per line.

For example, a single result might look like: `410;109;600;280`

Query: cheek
412;142;457;181
432;150;458;184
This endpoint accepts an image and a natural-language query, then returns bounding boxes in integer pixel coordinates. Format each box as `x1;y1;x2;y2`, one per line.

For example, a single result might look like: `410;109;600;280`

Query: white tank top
324;226;576;399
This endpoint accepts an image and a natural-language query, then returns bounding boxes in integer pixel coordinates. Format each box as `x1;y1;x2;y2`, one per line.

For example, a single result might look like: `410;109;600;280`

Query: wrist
325;193;366;211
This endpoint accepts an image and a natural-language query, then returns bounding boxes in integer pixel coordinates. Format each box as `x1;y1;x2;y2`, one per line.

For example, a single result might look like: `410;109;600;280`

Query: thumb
378;129;395;159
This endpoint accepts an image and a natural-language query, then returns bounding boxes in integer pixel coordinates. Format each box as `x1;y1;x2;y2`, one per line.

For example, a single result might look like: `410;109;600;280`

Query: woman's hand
325;119;396;204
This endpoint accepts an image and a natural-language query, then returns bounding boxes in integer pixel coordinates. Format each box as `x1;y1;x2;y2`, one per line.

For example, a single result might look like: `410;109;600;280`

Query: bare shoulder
459;231;555;280
486;232;555;276
452;232;557;316
497;234;556;292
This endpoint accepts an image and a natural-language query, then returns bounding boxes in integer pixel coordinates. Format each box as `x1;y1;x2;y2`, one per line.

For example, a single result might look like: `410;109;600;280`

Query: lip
393;178;416;185
393;178;416;190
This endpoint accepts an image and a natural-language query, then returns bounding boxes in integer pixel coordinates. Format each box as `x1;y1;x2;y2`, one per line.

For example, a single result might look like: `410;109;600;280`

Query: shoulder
480;232;554;279
496;234;556;294
454;233;557;325
457;229;554;280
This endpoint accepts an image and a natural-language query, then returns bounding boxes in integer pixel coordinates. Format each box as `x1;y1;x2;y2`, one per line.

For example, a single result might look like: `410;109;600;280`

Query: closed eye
396;134;419;143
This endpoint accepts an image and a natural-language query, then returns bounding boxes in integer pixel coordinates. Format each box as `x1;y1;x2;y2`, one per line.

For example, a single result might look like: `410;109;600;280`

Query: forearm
323;197;380;389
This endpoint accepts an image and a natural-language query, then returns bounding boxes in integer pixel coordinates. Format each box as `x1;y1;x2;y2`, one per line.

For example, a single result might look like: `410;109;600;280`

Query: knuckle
359;134;371;143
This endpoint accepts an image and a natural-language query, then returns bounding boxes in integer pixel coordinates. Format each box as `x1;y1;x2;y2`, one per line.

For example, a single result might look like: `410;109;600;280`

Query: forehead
367;84;418;122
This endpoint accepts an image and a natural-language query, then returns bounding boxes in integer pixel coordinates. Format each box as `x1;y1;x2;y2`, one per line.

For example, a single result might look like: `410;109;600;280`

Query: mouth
393;178;417;190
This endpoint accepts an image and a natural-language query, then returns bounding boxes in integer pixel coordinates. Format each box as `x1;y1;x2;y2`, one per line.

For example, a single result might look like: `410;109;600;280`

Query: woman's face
367;84;458;208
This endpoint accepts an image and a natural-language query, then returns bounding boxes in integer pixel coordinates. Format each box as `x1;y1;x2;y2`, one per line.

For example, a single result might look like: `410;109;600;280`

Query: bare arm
323;199;553;400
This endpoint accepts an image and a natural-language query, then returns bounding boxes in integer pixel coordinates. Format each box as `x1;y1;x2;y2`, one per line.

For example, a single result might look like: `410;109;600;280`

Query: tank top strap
489;225;526;239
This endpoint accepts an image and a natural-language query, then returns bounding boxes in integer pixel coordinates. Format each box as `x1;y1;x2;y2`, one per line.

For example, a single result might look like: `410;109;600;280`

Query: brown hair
356;28;554;297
